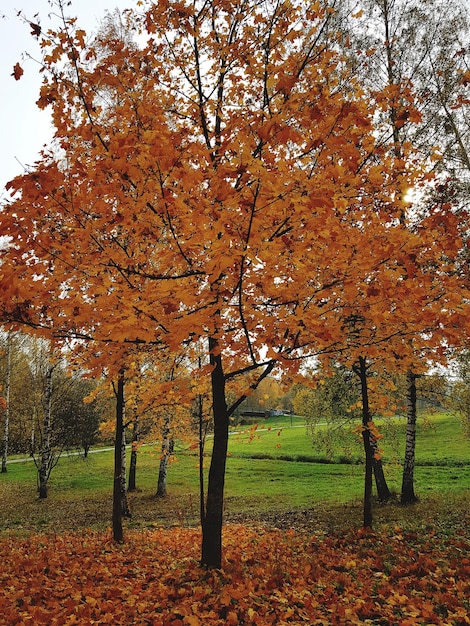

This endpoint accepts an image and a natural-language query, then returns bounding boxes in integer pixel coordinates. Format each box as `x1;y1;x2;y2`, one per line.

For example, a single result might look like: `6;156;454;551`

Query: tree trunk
357;357;374;529
128;443;137;492
197;393;206;526
156;412;172;497
372;444;391;502
38;365;53;499
112;372;125;542
401;371;419;504
1;336;11;473
128;413;139;492
120;412;131;518
201;336;228;569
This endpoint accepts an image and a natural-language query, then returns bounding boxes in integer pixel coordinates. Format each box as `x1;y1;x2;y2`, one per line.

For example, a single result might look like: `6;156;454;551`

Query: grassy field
0;412;468;535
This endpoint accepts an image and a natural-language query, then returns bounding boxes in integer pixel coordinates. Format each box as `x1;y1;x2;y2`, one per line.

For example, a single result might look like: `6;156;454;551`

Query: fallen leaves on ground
0;524;468;625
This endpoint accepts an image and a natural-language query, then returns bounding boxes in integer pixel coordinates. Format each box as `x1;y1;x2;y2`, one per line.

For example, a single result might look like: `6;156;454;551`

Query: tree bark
197;393;206;527
1;335;11;473
372;444;391;502
401;370;419;504
201;336;228;569
156;412;172;497
128;444;137;492
120;425;131;518
356;357;374;529
112;372;125;542
128;413;139;492
38;365;53;499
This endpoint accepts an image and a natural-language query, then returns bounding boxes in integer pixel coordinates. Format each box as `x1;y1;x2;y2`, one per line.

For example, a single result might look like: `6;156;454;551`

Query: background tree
350;0;470;506
293;365;361;460
0;331;35;457
26;339;63;499
231;375;288;422
449;352;470;437
1;331;12;471
55;376;102;457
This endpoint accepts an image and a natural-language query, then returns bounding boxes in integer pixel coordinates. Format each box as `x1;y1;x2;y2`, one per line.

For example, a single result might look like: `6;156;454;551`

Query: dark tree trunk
401;371;419;504
356;357;374;529
128;445;137;492
201;336;228;569
112;372;125;542
128;413;139;492
372;445;391;502
156;413;172;497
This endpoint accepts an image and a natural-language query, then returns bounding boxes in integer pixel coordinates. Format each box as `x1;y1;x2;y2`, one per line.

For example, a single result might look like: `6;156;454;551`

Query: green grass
229;412;469;466
0;412;468;534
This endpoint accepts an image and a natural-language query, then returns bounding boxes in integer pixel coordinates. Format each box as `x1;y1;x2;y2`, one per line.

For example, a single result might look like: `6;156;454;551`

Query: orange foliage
0;0;442;373
0;525;468;625
1;0;469;567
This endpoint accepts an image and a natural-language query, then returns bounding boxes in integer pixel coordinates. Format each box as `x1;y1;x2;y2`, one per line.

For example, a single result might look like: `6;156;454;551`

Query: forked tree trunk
156;413;173;497
38;365;53;499
112;372;125;542
401;371;419;504
356;357;374;529
201;336;229;569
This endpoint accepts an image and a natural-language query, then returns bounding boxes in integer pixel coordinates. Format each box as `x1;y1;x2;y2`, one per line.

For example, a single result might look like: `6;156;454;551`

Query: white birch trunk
156;413;172;497
1;335;11;473
38;365;53;499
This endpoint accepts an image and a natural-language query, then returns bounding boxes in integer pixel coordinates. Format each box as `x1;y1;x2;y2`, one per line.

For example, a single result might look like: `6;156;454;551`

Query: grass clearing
0;412;468;536
229;412;469;465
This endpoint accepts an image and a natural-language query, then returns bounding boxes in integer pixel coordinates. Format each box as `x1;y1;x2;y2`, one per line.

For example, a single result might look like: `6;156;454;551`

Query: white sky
0;0;133;198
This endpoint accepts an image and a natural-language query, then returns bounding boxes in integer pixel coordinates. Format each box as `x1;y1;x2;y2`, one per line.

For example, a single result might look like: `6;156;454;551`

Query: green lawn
0;412;468;534
228;412;469;466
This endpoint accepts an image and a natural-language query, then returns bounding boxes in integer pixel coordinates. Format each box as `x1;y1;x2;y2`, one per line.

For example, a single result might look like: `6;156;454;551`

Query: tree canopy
1;0;469;566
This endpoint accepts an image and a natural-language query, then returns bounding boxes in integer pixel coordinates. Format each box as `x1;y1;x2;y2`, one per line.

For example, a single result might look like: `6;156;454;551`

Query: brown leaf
11;62;24;81
30;22;41;37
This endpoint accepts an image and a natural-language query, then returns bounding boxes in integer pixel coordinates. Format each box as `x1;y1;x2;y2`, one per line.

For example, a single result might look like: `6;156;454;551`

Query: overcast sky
0;0;133;197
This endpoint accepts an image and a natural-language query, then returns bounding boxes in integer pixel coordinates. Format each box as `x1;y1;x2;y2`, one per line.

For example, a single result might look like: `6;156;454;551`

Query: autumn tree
355;0;470;505
2;0;462;565
296;0;470;516
305;170;467;521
